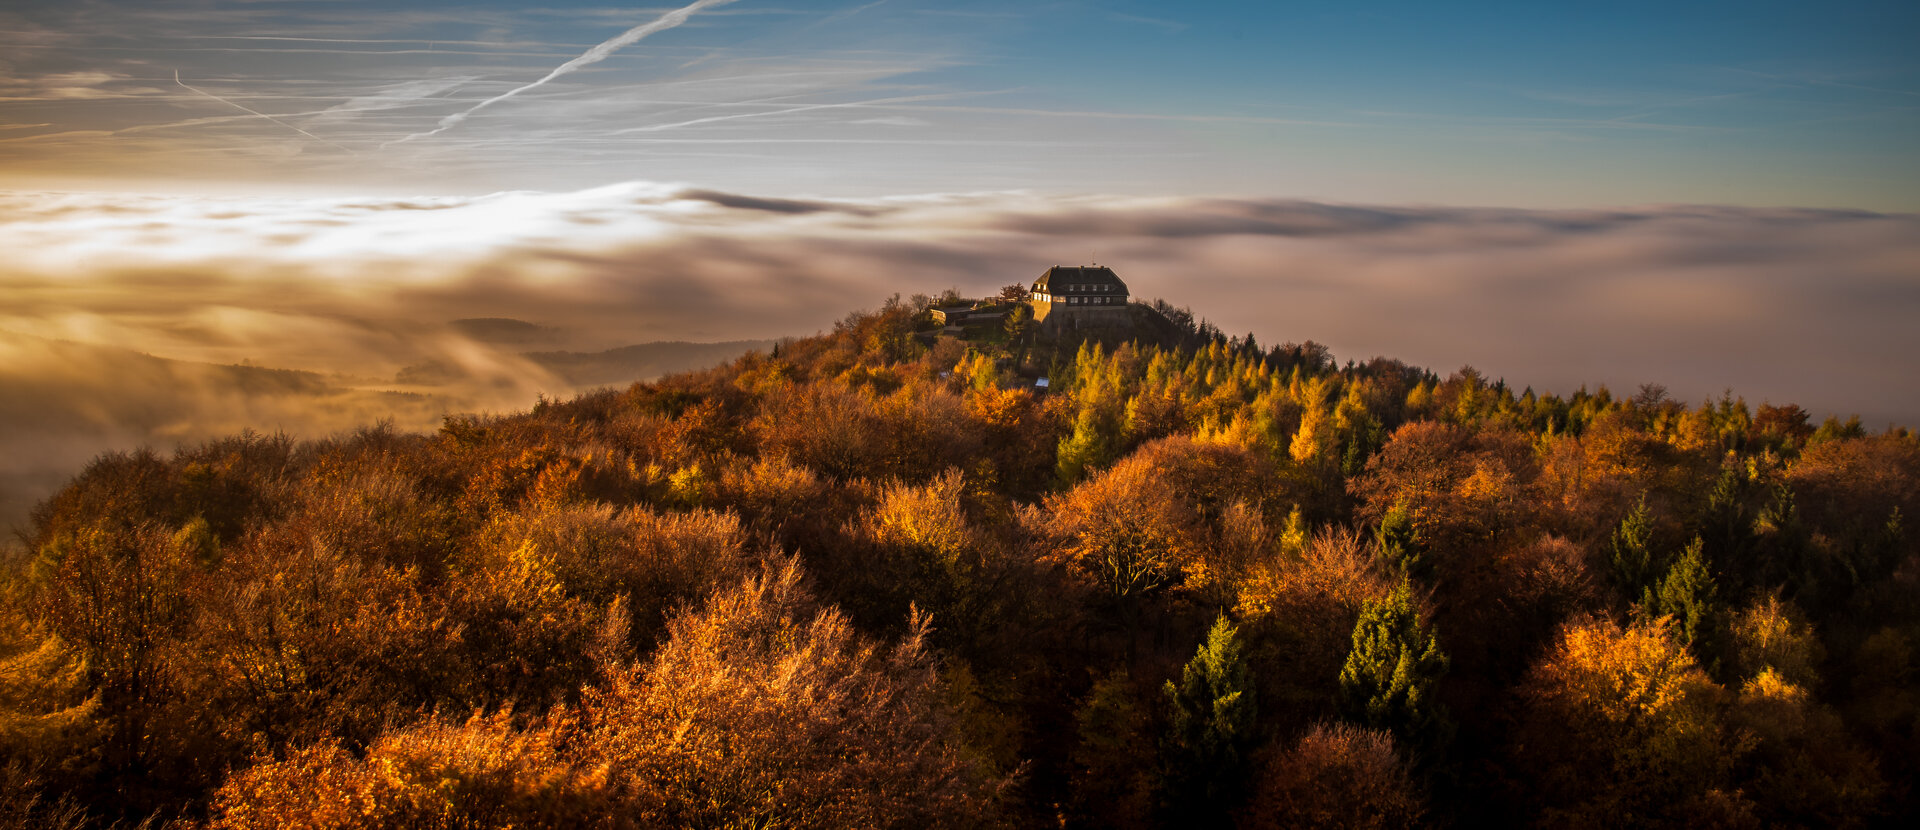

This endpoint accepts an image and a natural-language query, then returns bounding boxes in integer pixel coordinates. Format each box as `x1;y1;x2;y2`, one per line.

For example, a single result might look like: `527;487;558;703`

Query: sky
2;1;1918;530
2;0;1917;206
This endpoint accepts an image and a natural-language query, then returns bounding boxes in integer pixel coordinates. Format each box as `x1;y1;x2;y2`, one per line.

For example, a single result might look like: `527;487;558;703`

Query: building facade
1028;265;1131;330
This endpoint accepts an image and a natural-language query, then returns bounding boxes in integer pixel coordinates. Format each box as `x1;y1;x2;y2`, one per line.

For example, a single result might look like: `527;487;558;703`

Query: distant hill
524;340;777;389
449;317;565;348
0;331;452;535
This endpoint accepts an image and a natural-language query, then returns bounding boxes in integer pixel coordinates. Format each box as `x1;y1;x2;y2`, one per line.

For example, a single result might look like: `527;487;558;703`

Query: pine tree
1375;501;1424;579
1338;578;1451;761
1750;481;1813;600
1646;536;1724;675
1609;492;1657;599
1699;465;1751;567
1162;615;1257;827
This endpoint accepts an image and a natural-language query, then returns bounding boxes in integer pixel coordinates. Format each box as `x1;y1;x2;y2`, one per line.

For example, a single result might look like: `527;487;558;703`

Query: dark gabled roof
1032;265;1128;293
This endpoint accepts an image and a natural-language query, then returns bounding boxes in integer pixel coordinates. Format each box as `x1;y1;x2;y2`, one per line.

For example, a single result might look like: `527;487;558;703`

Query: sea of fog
4;183;1917;536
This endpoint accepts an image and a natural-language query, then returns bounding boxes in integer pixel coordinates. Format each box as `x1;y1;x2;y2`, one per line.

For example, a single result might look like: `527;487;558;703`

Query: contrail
388;0;741;146
610;92;969;135
175;70;358;154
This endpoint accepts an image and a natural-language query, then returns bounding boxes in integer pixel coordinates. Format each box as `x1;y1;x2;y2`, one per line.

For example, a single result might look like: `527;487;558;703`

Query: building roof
1032;265;1128;294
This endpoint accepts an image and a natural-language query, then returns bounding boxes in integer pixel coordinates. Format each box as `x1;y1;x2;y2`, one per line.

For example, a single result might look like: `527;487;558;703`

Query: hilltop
2;297;1915;828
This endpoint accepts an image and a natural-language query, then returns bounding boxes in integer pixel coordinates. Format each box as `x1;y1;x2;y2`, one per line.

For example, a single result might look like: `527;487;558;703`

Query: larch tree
1515;615;1746;828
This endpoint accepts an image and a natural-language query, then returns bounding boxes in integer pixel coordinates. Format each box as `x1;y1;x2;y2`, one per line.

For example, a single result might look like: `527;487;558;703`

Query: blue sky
2;0;1915;207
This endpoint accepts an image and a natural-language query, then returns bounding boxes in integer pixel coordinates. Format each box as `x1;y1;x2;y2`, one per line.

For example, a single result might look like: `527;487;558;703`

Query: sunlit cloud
3;183;1914;417
2;181;1916;528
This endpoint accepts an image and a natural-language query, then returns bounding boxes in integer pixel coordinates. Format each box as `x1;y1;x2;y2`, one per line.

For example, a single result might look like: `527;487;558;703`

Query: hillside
2;298;1915;828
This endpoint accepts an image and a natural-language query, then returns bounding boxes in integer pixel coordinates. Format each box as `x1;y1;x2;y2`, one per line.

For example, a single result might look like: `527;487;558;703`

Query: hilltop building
930;304;1006;327
1028;265;1132;333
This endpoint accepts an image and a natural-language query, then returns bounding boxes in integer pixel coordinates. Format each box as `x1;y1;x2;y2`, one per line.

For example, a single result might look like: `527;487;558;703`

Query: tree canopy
2;296;1913;828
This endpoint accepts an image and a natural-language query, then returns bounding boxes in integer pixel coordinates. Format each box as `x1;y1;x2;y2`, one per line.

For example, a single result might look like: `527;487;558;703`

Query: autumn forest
3;294;1915;829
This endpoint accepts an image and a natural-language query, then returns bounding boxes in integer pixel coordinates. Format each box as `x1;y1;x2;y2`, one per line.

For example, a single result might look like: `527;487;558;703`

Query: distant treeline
3;298;1915;828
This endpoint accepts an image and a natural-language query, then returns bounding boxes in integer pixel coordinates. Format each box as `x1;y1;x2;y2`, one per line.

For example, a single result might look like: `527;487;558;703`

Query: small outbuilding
930;305;975;326
931;304;1010;327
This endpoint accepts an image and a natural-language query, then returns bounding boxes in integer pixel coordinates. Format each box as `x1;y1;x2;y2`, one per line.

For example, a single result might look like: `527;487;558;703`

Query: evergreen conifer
1647;536;1724;675
1338;578;1451;762
1609;492;1657;598
1162;615;1257;827
1375;501;1424;579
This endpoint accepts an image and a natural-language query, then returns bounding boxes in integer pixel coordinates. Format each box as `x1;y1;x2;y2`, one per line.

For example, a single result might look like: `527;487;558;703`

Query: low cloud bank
4;183;1916;532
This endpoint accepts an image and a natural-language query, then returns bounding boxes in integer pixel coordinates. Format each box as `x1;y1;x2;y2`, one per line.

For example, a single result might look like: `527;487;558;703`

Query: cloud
390;0;742;145
0;70;159;102
675;188;870;215
849;116;928;127
308;76;480;124
2;183;1917;531
174;70;359;154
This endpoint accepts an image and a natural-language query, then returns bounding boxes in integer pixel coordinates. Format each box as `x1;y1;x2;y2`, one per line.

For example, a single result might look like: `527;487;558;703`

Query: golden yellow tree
1515;615;1748;828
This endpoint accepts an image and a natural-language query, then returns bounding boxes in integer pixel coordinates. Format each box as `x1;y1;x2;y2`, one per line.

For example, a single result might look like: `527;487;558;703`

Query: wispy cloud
389;0;742;145
1342;108;1716;135
174;70;358;154
609;91;977;134
308;76;478;124
861;103;1359;128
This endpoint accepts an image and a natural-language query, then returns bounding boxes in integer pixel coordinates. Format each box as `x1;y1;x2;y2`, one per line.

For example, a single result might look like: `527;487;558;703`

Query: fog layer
4;184;1916;531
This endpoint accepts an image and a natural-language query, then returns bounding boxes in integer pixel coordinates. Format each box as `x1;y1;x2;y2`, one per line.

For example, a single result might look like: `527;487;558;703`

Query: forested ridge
3;296;1915;828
